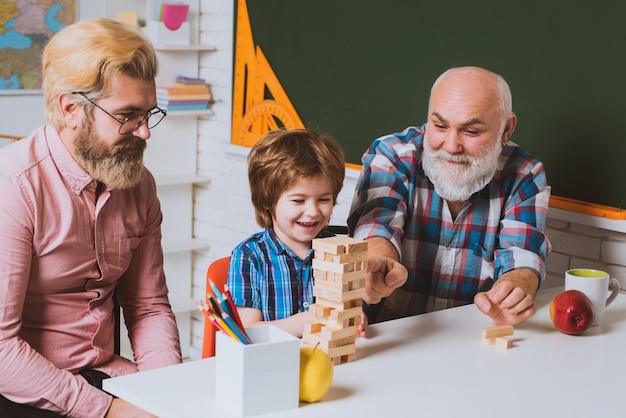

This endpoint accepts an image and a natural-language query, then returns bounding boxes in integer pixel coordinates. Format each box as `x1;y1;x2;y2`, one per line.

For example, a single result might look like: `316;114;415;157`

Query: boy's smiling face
272;175;334;259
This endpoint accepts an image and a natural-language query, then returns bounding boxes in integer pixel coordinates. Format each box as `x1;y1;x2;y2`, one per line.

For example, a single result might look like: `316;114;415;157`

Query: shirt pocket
117;236;144;273
472;243;495;282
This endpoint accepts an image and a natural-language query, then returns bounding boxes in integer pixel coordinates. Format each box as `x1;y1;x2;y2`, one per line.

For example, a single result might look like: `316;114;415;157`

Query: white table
103;287;626;417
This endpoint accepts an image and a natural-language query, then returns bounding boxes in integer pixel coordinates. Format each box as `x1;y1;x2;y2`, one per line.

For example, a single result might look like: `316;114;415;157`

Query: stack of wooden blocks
302;236;368;365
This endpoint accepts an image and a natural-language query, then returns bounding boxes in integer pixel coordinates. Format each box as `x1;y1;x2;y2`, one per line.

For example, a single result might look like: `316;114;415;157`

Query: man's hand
105;398;157;418
364;255;407;305
474;269;539;325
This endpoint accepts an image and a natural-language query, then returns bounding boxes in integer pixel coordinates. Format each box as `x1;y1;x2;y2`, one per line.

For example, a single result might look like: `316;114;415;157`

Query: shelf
549;207;626;234
155;173;210;187
162;238;210;255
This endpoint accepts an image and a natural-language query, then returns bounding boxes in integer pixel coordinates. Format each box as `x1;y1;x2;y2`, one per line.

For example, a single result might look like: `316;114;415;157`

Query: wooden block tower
302;236;368;365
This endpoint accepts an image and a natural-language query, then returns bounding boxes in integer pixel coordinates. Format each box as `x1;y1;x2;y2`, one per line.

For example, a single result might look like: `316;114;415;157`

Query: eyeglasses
73;92;167;134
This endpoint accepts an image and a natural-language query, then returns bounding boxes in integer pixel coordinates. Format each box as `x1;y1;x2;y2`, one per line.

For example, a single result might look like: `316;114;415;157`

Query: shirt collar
264;227;315;262
44;124;95;195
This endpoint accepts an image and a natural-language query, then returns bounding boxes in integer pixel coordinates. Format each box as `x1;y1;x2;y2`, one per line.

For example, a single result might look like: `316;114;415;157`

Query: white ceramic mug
565;269;620;326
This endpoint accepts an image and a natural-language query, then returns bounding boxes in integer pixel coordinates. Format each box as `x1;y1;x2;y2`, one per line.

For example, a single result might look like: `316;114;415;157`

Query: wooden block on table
327;342;356;358
480;325;514;339
301;333;356;351
494;337;514;349
483;336;514;349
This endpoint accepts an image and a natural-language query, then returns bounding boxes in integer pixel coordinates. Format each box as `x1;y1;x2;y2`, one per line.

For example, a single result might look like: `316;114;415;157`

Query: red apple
549;289;595;335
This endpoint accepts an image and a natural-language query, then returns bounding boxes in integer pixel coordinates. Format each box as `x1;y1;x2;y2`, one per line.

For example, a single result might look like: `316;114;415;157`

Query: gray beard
422;137;502;202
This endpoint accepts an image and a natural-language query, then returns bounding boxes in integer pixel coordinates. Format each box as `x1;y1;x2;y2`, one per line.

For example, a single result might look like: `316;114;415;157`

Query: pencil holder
215;325;300;416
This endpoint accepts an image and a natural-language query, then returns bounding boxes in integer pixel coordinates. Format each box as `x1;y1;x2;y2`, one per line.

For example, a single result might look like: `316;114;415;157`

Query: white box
144;20;190;46
215;325;300;417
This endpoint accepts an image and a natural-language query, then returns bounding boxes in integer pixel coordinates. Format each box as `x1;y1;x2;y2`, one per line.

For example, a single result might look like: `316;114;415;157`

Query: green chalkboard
245;0;626;208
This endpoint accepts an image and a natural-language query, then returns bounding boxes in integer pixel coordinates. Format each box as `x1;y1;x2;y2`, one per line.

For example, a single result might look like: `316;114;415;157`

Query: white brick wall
190;0;626;359
546;219;626;291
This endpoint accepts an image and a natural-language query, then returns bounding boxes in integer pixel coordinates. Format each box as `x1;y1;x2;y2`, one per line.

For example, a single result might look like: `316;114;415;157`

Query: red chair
201;256;230;358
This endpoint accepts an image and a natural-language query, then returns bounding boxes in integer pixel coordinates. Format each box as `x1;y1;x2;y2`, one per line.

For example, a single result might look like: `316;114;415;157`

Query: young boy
227;128;345;337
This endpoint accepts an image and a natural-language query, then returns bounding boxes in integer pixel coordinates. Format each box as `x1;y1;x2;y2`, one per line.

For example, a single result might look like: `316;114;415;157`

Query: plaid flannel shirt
348;124;551;322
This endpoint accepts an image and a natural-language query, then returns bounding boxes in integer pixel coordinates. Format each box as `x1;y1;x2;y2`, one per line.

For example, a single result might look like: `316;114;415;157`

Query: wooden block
330;251;368;264
301;333;356;351
312;238;347;255
330;236;367;252
324;269;366;284
314;313;361;330
321;325;357;340
480;325;514;339
303;322;323;334
312;298;360;311
314;285;365;302
314;278;365;294
495;337;514;349
312;258;355;274
311;304;333;319
327;342;356;358
312;269;328;280
312;236;368;255
329;306;362;322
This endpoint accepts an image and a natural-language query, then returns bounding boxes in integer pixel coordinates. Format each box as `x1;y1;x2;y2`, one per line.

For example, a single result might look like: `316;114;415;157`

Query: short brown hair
248;129;345;228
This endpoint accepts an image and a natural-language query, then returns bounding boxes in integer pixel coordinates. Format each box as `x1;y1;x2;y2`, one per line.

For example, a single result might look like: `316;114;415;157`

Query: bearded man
0;19;181;418
348;66;551;326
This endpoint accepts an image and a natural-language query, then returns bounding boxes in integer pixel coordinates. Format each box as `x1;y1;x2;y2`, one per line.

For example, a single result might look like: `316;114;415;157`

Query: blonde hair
248;129;346;228
42;18;158;130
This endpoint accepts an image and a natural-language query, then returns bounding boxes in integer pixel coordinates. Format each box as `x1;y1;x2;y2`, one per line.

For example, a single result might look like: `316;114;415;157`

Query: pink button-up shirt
0;125;182;417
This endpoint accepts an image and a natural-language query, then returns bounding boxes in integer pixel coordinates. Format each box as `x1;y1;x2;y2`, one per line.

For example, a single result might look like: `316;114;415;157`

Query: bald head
429;67;513;122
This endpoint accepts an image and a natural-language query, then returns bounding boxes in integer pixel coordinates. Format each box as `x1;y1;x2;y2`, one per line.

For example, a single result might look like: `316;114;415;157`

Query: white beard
422;133;503;202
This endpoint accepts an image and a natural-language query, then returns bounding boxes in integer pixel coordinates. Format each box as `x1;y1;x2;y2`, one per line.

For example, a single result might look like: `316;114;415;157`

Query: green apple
299;343;333;403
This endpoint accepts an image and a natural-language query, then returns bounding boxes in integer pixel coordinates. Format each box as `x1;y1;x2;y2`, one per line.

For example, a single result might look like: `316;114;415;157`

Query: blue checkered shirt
227;227;315;321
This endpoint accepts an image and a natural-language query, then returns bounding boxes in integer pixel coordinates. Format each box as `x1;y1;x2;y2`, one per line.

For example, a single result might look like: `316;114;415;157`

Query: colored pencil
199;292;251;345
223;287;244;327
222;313;252;344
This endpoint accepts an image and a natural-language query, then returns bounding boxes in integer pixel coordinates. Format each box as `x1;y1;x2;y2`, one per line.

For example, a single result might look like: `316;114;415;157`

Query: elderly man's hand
364;255;407;305
474;269;539;325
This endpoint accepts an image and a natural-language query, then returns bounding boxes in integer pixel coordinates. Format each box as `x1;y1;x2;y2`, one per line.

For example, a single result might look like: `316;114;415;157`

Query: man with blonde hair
0;19;180;417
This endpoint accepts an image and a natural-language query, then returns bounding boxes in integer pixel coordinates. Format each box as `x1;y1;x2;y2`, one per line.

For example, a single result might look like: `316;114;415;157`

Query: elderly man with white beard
348;66;551;327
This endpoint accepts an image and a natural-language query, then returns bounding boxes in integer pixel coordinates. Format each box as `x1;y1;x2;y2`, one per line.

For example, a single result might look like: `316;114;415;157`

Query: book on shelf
157;92;212;100
175;75;207;85
162;99;210;106
160;103;211;111
157;85;210;95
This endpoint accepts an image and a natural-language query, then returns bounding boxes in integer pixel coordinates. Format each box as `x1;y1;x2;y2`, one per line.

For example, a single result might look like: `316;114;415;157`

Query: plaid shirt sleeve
494;148;551;281
347;126;424;258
